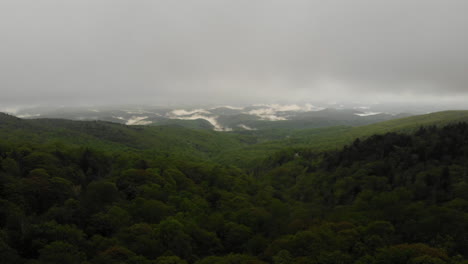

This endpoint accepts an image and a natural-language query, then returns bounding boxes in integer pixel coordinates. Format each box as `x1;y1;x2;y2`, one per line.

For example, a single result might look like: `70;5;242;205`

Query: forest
1;114;468;263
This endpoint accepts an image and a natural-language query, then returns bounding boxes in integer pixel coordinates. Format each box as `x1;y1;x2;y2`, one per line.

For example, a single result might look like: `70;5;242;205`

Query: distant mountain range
10;104;412;131
2;110;468;168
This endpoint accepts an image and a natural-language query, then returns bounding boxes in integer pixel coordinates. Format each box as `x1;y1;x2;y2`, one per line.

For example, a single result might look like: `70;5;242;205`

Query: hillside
217;111;468;167
0;115;253;160
292;110;468;148
14;105;410;131
0;113;21;122
3;110;468;168
0;122;467;263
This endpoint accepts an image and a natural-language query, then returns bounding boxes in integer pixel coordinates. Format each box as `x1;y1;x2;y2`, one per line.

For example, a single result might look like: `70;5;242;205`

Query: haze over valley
5;103;414;132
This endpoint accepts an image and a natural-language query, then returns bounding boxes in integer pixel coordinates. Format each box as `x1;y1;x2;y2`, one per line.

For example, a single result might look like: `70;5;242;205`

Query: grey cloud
1;0;468;106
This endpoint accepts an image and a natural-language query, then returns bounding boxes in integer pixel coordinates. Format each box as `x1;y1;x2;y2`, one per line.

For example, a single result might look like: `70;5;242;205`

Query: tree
273;250;293;264
82;181;119;213
38;241;85;264
157;218;192;259
155;256;188;264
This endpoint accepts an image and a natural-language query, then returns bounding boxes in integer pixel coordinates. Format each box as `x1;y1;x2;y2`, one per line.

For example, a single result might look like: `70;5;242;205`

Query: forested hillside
0;113;255;160
1;115;468;263
217;110;468;167
3;111;468;169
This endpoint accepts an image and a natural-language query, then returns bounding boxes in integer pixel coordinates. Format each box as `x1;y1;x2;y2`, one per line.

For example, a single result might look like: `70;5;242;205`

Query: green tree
38;241;85;264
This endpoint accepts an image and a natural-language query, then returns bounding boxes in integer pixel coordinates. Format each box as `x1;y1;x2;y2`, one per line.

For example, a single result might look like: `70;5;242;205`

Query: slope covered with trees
0;113;256;161
3;110;468;169
1;114;468;263
217;110;468;167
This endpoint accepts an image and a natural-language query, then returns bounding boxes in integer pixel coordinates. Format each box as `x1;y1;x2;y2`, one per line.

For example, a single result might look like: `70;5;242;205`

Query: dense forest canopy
1;114;468;263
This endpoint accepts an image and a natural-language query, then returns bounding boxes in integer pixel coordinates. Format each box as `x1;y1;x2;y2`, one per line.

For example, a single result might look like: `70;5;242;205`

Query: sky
1;0;468;107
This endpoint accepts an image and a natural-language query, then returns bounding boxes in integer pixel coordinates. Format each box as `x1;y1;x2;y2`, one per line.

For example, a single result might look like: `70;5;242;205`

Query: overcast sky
1;0;468;107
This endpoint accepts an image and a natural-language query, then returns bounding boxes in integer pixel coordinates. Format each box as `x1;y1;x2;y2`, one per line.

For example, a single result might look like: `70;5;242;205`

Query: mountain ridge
2;110;468;170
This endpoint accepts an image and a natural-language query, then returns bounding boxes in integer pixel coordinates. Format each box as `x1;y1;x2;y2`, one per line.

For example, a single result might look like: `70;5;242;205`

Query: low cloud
1;0;468;106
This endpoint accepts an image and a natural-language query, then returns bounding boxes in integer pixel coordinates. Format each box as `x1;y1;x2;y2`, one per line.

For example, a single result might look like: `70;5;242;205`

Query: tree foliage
0;122;468;263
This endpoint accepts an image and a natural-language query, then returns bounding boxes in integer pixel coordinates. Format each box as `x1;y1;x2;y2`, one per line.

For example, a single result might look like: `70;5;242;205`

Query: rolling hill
2;110;468;167
216;110;468;167
12;104;411;131
0;113;253;160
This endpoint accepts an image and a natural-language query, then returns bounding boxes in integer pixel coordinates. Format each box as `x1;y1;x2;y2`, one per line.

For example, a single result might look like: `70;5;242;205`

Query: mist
1;0;468;108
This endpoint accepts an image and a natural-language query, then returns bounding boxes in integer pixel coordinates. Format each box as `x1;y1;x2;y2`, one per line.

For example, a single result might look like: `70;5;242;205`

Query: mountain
2;110;468;168
12;104;411;131
216;110;468;167
0;116;467;263
0;112;21;123
294;110;468;149
0;116;253;160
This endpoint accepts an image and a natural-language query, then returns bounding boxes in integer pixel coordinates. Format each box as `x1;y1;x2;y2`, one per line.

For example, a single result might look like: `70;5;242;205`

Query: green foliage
0;114;468;263
155;255;188;264
38;241;85;264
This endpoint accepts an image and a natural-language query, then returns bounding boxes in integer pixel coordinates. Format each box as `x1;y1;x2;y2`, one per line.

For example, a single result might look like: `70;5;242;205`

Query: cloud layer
1;0;468;106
